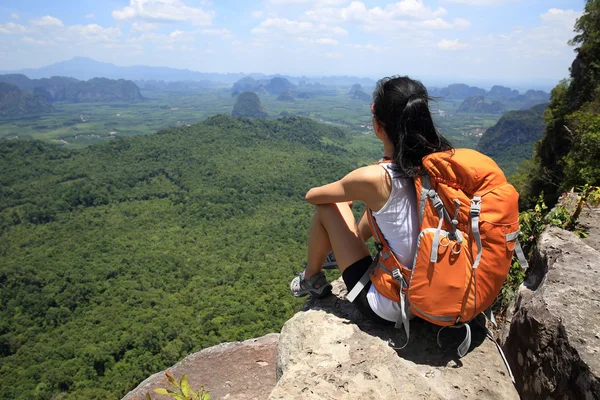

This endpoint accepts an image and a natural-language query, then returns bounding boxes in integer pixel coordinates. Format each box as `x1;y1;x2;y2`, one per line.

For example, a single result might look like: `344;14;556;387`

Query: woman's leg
304;202;370;280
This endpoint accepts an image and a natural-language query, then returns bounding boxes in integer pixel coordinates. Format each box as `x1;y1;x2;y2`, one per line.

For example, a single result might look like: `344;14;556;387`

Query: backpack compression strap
346;207;411;349
346;208;391;303
347;159;401;303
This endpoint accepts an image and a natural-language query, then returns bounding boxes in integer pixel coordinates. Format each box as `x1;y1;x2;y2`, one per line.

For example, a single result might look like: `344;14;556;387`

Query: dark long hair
372;76;453;177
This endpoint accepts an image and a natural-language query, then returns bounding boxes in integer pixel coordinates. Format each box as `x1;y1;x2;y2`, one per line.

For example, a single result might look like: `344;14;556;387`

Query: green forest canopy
0;115;379;400
3;2;600;397
519;0;600;206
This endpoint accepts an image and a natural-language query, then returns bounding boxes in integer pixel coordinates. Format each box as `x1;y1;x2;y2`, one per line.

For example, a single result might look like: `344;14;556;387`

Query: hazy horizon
0;0;585;92
1;56;558;92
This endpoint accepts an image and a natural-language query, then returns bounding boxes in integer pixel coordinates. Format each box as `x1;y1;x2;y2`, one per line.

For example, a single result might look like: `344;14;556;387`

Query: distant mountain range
430;84;486;99
2;58;554;100
477;102;548;175
1;58;248;84
348;84;371;102
231;77;296;96
0;74;142;103
1;58;377;87
458;95;505;114
454;87;549;114
0;82;54;117
429;83;550;104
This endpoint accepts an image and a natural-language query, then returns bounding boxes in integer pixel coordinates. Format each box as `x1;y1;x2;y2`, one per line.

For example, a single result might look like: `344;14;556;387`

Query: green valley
0;72;558;400
1;1;597;400
0;115;383;399
0;86;503;150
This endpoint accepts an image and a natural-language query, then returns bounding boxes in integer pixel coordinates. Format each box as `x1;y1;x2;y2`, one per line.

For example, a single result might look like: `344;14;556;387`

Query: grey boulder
270;279;519;399
500;227;600;399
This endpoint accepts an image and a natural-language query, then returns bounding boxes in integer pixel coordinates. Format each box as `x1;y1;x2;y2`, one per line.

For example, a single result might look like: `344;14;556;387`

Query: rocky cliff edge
124;278;518;399
500;226;600;399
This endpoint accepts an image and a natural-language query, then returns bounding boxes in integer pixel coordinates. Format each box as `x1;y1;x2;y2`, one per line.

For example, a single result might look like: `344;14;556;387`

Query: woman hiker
290;76;453;325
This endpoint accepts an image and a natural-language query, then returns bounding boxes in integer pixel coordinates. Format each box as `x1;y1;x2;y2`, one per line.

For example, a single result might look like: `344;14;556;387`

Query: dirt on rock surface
122;333;279;400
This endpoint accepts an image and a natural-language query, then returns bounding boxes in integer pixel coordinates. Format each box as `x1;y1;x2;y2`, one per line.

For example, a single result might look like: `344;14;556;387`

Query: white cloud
306;1;447;24
10;13;19;20
132;22;159;32
17;20;122;46
251;18;347;36
170;30;184;39
345;43;390;53
315;37;338;45
540;8;581;29
66;24;123;43
20;36;53;45
422;18;452;29
251;10;264;18
269;0;347;5
441;0;518;4
112;0;215;26
325;51;343;59
305;1;467;33
297;36;339;45
437;38;468;50
201;28;233;38
252;18;312;35
30;16;64;28
0;22;26;34
128;29;196;50
453;18;471;30
85;13;96;19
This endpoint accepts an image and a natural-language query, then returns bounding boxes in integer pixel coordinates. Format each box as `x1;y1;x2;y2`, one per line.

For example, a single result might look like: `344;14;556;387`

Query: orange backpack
347;149;528;358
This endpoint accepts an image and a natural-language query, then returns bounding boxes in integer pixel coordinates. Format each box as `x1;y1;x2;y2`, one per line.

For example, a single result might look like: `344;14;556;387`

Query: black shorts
342;256;394;326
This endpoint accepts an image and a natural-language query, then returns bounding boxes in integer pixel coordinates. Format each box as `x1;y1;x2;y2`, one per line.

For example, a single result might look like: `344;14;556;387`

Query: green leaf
154;388;170;395
180;374;191;397
146;393;152;400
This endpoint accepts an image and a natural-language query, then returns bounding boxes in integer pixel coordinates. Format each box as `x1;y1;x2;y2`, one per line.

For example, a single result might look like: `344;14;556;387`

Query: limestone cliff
500;226;600;399
0;82;54;117
232;92;269;118
0;74;143;103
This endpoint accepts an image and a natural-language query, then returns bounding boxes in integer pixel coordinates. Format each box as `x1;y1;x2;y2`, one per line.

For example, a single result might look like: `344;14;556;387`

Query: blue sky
0;0;585;88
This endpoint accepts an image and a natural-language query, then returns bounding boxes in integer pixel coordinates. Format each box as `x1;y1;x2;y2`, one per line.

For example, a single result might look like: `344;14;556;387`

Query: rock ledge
269;279;519;399
122;333;279;400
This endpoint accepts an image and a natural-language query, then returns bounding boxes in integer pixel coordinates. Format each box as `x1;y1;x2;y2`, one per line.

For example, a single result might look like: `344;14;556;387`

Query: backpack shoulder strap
366;208;385;252
418;175;430;225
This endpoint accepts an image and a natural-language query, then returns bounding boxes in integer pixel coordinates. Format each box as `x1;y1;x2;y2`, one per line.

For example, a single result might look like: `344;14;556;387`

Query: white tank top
366;163;419;322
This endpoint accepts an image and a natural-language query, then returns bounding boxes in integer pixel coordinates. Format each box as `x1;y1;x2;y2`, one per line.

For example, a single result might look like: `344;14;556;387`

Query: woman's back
372;163;419;269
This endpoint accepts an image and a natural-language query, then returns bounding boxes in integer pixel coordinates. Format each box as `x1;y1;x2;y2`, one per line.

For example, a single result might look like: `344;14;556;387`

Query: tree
525;0;600;206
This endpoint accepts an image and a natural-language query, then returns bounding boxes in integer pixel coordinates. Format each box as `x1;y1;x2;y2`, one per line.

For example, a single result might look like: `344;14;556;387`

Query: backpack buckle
429;191;444;211
470;198;481;217
392;269;408;289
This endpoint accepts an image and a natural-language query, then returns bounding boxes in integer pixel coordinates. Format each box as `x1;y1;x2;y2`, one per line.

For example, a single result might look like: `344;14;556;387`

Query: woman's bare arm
305;165;391;213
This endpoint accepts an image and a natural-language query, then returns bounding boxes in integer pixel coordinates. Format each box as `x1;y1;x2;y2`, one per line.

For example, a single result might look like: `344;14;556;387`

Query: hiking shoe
322;251;337;269
290;271;332;298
